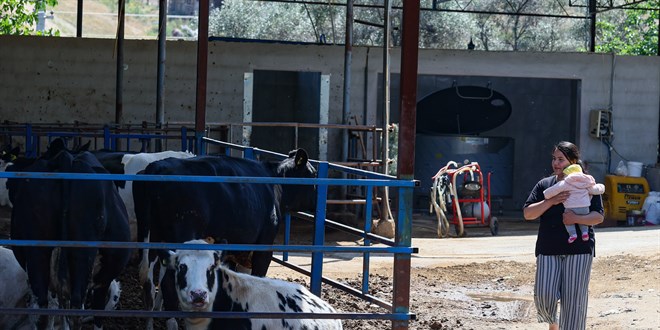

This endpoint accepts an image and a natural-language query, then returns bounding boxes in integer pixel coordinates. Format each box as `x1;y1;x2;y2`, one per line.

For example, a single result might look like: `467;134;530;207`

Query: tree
596;1;659;55
473;0;584;52
209;0;315;42
1;0;59;36
206;0;655;55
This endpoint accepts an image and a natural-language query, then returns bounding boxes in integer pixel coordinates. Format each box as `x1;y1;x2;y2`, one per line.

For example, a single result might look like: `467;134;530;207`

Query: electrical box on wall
589;109;613;138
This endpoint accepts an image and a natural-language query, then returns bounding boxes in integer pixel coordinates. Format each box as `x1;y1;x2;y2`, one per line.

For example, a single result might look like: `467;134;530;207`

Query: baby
543;164;605;243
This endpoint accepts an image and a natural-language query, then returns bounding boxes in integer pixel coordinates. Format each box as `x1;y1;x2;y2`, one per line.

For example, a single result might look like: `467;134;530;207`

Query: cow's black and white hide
50;151;131;329
7;155;63;329
8;146;131;330
93;150;195;242
133;149;317;329
0;144;20;207
164;240;342;330
0;246;35;329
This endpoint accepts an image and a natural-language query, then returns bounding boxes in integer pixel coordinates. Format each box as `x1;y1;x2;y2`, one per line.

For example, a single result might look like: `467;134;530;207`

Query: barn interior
1;1;660;327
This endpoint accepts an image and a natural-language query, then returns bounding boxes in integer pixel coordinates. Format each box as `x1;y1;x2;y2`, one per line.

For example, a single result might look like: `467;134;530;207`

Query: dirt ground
1;208;658;330
266;213;660;330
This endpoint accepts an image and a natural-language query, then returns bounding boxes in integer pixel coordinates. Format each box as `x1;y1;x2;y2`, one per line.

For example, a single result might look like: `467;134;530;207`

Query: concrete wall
1;35;658;210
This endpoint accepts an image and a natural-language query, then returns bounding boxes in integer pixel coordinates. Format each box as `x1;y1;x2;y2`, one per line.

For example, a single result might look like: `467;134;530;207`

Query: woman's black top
524;175;604;257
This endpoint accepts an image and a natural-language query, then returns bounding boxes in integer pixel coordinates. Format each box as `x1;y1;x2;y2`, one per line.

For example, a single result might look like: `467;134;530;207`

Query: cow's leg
87;282;111;330
28;248;54;330
250;250;273;277
139;245;159;330
67;248;98;330
89;248;129;330
160;268;179;330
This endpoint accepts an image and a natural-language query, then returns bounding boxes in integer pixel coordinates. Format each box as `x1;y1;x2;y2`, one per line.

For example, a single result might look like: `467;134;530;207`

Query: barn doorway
243;70;329;160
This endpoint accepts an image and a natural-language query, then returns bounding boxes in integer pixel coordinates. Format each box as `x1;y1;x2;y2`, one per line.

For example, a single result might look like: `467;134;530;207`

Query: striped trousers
534;254;593;330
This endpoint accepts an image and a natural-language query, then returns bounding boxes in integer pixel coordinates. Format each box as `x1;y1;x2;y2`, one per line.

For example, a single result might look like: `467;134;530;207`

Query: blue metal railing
0;123;196;155
201;137;418;319
0;136;418;327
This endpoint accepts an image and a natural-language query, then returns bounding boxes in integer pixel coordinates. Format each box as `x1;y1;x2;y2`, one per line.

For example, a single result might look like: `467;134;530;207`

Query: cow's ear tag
204;237;215;244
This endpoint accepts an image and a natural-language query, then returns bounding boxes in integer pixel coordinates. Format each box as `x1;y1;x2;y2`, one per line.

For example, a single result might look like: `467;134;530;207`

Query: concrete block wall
1;35;658;209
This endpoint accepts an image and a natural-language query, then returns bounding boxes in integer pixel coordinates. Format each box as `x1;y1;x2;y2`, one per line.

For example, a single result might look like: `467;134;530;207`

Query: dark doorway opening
251;70;321;158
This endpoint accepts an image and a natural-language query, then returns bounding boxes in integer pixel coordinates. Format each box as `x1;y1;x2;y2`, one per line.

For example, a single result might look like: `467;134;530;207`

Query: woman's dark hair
554;141;586;172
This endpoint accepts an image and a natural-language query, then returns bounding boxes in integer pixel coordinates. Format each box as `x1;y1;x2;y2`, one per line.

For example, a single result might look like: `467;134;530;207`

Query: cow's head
163;240;222;312
275;148;317;213
0;145;19;169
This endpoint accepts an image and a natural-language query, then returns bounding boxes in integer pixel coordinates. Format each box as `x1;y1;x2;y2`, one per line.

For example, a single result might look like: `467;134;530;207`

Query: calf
165;240;343;330
133;149;317;329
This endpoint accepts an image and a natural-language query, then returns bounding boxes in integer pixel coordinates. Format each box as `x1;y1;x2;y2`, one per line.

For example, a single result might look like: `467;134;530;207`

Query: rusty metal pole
195;0;210;155
392;0;419;329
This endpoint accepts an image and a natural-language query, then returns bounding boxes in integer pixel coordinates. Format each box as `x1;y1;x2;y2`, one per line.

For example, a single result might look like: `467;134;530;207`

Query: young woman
523;141;604;330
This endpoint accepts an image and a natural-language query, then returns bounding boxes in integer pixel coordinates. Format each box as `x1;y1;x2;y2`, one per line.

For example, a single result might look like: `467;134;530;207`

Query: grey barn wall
1;36;658;210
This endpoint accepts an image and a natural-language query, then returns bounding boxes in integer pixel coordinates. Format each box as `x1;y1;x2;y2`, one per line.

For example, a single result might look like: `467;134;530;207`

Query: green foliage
209;0;316;42
0;0;59;35
596;1;659;55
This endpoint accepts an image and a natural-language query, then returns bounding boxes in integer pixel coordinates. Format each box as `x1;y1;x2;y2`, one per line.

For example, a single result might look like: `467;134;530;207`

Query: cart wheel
490;216;499;236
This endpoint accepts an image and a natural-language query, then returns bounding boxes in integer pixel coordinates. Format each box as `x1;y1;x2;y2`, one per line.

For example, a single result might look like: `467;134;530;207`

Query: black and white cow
0;246;34;329
7;146;131;330
0;144;20;207
135;149;316;275
6;156;63;329
93;150;195;242
50;150;131;329
164;239;343;330
133;149;317;329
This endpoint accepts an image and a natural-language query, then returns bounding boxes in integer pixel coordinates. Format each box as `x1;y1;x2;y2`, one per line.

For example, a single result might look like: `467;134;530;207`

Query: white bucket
627;161;643;177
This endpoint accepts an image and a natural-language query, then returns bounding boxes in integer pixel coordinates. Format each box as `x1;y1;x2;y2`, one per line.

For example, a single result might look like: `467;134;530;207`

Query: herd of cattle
0;140;344;330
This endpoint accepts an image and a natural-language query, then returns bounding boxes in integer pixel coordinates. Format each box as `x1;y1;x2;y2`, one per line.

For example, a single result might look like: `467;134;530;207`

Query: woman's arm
563;210;604;226
543;181;567;199
523;191;570;220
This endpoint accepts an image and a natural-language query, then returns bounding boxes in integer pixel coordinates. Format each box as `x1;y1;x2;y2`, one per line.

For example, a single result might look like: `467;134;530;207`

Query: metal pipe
342;0;353;164
195;0;210;154
115;0;125;130
156;0;167;152
363;47;370;127
379;0;392;223
589;0;597;52
382;0;391;177
341;0;354;202
76;0;83;37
